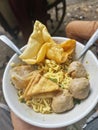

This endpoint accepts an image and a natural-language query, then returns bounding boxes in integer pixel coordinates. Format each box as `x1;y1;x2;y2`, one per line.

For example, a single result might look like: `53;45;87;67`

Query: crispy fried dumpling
46;39;76;63
19;20;76;64
19;20;54;64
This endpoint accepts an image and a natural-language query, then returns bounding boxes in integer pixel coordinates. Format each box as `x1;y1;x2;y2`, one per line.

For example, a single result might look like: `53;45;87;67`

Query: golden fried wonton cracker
19;20;76;64
19;20;54;64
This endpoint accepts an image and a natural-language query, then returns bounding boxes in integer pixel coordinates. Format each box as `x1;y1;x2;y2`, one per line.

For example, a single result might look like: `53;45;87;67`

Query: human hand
11;111;66;130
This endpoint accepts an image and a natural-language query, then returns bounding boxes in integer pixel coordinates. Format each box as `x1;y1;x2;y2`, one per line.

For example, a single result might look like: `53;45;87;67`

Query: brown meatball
51;90;74;113
69;78;90;99
68;61;87;78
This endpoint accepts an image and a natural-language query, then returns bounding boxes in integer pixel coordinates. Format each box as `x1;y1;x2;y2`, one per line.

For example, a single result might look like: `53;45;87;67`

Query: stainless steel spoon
0;35;22;55
77;29;98;60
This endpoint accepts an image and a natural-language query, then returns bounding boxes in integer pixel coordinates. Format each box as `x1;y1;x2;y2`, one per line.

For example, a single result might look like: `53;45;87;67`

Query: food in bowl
10;20;90;114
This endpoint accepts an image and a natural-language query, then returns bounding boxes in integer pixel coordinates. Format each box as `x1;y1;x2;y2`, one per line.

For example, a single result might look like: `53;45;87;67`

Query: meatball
68;61;87;78
51;90;74;113
69;78;90;99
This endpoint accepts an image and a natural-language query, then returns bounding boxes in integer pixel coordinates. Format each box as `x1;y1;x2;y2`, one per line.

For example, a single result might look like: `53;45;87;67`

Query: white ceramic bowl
3;37;98;128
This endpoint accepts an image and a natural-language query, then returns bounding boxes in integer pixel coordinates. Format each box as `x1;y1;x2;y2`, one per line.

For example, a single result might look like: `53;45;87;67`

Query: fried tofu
23;74;60;99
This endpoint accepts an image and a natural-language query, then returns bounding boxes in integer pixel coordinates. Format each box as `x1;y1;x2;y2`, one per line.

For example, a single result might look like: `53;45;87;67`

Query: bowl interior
3;37;98;128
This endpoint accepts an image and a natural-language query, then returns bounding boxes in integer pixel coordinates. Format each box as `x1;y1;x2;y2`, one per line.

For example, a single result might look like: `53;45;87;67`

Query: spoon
0;35;22;55
77;29;98;60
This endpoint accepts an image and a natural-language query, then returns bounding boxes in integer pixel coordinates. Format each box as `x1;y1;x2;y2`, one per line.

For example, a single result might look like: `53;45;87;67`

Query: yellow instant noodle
18;59;72;114
26;98;52;114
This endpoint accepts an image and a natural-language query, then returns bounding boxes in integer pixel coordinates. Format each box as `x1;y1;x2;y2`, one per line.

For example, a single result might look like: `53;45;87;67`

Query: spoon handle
0;35;22;55
77;29;98;59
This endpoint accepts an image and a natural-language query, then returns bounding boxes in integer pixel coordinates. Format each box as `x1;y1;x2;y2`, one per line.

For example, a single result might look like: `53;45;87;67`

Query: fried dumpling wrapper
60;39;76;54
23;74;61;99
46;39;76;63
19;20;54;64
20;42;50;64
10;65;40;89
19;20;76;64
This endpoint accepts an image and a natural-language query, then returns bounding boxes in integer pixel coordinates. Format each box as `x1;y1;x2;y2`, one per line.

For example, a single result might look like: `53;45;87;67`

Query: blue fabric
0;107;13;130
84;118;98;130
